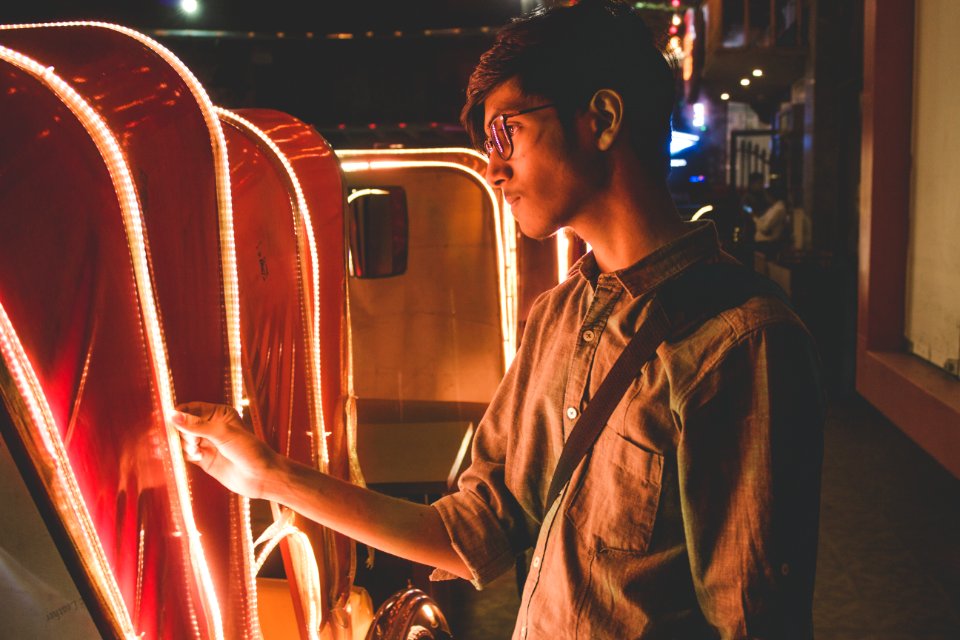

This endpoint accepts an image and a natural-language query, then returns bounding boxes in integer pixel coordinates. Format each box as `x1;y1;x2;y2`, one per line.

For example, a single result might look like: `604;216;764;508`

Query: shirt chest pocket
563;429;664;554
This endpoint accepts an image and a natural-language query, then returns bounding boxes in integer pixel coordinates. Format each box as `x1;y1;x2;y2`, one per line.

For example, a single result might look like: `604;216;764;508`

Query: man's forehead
483;79;539;125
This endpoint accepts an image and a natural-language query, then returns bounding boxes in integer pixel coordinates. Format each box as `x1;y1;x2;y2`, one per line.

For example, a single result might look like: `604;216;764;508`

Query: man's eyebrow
485;112;503;129
484;104;522;128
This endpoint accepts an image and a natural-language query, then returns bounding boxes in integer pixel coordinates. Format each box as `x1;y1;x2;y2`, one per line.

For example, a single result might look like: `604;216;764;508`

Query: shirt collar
572;221;721;299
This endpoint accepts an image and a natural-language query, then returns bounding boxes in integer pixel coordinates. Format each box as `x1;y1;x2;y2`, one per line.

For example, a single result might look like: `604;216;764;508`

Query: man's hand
172;401;280;500
173;402;472;581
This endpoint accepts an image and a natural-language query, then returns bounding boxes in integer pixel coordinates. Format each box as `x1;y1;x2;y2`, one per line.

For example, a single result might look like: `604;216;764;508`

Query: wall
905;0;960;375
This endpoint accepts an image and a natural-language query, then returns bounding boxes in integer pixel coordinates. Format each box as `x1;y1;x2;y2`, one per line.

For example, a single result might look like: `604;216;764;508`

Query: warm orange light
252;508;323;639
556;228;572;284
217;108;329;469
0;21;244;415
337;149;519;370
0;25;247;639
347;188;390;204
0;43;187;640
217;108;330;636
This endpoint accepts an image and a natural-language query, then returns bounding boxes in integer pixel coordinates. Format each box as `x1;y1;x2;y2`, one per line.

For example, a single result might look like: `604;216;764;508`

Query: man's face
482;78;602;240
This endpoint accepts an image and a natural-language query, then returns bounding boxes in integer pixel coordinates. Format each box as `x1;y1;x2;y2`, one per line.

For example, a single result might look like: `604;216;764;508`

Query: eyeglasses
482;103;556;160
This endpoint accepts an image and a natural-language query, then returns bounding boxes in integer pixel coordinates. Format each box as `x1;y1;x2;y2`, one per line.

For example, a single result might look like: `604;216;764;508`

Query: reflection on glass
347;187;409;279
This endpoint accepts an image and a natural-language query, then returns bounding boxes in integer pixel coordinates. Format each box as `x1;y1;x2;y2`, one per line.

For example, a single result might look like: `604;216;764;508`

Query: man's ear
588;88;624;151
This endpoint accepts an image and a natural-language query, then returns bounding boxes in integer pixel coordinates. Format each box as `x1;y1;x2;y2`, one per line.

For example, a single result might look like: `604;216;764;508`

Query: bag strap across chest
544;261;787;510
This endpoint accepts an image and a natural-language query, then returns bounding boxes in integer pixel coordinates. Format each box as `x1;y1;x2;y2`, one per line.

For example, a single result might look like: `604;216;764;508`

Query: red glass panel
0;24;257;638
0;58;212;639
224;108;355;637
240;109;354;622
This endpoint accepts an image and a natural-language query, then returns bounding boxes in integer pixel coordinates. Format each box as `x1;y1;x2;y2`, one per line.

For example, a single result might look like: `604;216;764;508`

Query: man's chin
515;220;557;241
509;201;565;239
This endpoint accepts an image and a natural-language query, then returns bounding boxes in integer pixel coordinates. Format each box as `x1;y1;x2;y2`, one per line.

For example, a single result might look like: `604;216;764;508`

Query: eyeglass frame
482;103;556;160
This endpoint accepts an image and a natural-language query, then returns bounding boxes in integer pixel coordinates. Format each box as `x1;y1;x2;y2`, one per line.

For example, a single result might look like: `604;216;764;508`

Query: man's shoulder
666;290;807;358
526;270;589;321
658;292;812;401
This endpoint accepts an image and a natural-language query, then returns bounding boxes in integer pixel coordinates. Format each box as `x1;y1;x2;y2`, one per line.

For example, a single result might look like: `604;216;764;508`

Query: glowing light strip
691;204;714;221
217;108;329;469
337;147;519;362
217;109;329;636
337;147;489;164
503;207;518;347
556;228;572;285
0;302;136;638
338;156;518;369
0;23;258;634
0;44;224;640
346;188;390;203
0;21;243;413
342;285;366;488
252;513;322;640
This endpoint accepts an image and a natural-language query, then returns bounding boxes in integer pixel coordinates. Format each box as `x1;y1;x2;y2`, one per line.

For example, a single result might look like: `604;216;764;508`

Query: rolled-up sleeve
429;319;545;588
430;393;533;587
676;320;824;639
431;484;519;588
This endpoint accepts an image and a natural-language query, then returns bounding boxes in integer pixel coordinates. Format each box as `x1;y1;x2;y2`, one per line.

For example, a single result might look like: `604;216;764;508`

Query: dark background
2;1;677;146
2;1;522;143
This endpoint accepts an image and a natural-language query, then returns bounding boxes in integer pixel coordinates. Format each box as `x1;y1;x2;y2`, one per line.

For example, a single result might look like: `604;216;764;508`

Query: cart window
347;187;408;279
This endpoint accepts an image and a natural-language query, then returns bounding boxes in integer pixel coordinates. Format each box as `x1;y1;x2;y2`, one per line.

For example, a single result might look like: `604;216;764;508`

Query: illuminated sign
670;131;700;155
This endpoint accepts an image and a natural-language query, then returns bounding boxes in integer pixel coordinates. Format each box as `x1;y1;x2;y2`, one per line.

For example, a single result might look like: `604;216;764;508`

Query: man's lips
503;193;520;206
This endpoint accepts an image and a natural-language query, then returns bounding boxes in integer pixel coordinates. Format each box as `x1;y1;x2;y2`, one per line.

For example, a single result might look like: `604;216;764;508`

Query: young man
176;1;824;637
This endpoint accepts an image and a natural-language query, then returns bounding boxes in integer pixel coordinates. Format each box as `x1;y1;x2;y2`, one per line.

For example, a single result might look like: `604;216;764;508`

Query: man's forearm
261;455;472;580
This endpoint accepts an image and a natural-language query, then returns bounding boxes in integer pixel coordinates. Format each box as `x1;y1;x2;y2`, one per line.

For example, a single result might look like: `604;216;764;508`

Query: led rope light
337;155;518;370
1;23;258;634
0;44;224;640
0;302;137;639
501;202;518;343
346;188;390;203
556;228;572;284
0;21;244;415
337;147;519;363
217;108;329;469
338;146;489;163
252;512;322;640
342;284;366;488
217;109;329;635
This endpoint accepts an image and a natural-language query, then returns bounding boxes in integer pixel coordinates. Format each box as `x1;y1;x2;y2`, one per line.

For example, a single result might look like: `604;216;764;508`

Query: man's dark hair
462;0;676;178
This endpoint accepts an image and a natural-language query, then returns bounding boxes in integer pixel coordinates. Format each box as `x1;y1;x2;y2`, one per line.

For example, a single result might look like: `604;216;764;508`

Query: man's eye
505;123;519;135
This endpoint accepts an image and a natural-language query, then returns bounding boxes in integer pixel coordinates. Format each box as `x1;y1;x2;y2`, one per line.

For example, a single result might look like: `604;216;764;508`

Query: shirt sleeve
428;295;552;589
675;320;824;639
429;357;535;588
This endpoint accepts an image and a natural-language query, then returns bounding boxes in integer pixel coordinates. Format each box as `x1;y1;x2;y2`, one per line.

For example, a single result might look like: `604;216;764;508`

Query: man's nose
484;152;511;188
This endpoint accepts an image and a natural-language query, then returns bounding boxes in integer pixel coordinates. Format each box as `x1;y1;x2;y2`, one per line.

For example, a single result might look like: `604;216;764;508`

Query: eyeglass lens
489;117;511;160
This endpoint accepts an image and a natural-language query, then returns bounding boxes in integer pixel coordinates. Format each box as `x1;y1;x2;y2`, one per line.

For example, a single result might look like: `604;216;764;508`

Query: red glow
669;25;679;35
398;122;407;129
368;123;377;130
671;0;681;7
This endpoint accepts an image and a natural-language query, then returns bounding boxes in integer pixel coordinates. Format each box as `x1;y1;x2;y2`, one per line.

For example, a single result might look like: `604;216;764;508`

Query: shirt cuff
429;491;517;590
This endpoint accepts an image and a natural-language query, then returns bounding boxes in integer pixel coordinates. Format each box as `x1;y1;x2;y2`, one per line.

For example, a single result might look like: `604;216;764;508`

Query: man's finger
175;401;219;421
169;405;233;446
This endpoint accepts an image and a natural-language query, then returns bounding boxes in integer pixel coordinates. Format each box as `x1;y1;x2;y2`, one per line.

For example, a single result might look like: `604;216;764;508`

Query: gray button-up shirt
432;222;824;639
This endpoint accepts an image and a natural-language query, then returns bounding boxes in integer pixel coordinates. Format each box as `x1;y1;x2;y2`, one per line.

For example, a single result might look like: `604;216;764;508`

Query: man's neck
575;165;686;273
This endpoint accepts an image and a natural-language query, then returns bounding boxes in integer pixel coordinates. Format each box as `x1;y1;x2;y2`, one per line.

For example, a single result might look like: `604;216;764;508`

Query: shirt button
582;329;595;342
531;555;541;569
566;406;578;420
